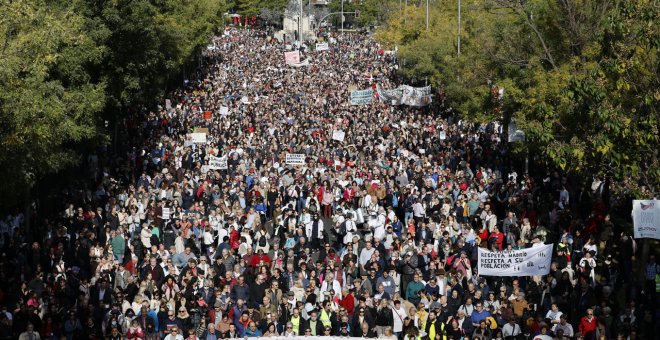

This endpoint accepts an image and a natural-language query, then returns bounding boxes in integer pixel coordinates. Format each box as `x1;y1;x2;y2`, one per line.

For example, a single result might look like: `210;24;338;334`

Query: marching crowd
0;27;657;340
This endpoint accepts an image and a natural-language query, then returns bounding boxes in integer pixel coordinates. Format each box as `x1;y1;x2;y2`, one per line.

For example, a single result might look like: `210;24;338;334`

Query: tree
376;0;659;196
0;0;106;206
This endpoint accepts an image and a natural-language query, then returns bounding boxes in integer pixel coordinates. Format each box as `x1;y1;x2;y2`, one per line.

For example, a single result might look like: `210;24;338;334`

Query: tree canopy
0;0;226;207
376;0;659;196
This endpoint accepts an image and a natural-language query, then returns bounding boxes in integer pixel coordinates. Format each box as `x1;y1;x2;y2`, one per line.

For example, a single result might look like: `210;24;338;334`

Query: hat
287;291;295;297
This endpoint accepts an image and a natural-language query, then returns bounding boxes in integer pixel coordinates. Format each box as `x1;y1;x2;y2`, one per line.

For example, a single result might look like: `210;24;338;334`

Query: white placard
284;50;300;64
165;99;172;109
208;155;228;170
285;153;306;165
316;42;329;51
162;207;170;220
632;200;660;239
439;130;446;140
219;106;229;116
419;149;425;154
478;244;553;276
190;133;207;144
332;130;345;142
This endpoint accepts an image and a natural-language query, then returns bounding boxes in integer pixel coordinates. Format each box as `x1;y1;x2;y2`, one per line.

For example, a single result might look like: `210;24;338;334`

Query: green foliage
0;0;228;207
88;0;226;110
376;0;659;195
0;0;106;199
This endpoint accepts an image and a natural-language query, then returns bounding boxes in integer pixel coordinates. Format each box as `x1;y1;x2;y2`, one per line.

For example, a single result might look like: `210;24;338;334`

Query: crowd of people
0;26;657;340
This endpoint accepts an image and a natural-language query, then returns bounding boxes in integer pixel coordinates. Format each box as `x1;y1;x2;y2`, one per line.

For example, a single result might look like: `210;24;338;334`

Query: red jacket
338;293;355;316
578;316;597;338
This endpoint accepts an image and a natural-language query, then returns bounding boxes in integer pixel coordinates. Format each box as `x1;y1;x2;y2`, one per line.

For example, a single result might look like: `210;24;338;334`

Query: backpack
258;234;267;247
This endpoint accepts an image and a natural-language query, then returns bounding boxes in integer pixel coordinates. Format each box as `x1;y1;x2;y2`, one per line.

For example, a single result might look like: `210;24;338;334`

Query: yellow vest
320;309;332;327
428;320;446;340
291;316;300;334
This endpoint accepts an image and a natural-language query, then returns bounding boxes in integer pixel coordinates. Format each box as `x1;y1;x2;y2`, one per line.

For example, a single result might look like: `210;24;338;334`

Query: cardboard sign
316;42;329;51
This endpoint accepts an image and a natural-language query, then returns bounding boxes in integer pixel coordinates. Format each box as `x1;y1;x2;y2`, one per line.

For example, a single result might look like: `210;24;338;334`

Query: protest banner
478;244;553;276
332;130;345;142
208;155;228;170
284;51;300;64
285;153;306;165
316;42;329;51
288;59;309;67
190;132;207;144
376;84;432;106
400;85;432;106
632;200;660;239
350;88;373;105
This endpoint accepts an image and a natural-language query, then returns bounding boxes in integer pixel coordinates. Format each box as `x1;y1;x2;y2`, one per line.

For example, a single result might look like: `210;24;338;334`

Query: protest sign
203;111;212;120
190;132;207;144
316;42;329;51
285;153;306;165
288;59;309;67
219;106;229;116
162;207;170;220
377;84;432;106
284;51;300;64
165;99;172;109
632;200;660;239
332;130;345;142
439;130;446;140
478;244;553;276
400;85;432;106
350;88;373;105
508;120;526;142
208;155;228;170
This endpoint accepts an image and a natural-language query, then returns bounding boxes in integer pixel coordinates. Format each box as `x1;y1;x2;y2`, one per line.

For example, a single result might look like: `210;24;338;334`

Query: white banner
478;244;553;277
350;89;373;105
284;51;300;64
332;130;345;142
632;200;660;239
401;85;432;106
208;155;228;170
288;59;309;67
285;153;306;165
316;42;329;51
376;84;432;106
190;133;207;144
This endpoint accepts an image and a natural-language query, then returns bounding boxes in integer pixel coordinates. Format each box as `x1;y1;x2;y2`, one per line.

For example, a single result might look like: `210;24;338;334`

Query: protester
0;25;656;340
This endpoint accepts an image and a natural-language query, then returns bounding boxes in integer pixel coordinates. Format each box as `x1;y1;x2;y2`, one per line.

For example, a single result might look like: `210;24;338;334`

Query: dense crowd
0;27;657;340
